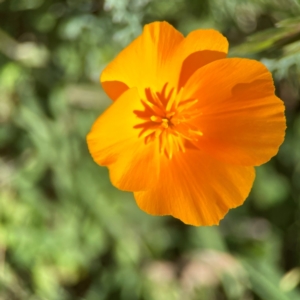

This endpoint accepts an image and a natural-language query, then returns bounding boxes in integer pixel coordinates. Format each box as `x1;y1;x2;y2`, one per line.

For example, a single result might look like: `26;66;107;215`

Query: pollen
134;83;203;159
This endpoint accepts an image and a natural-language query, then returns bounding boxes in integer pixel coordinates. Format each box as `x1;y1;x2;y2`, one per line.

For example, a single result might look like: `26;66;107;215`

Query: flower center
134;83;203;159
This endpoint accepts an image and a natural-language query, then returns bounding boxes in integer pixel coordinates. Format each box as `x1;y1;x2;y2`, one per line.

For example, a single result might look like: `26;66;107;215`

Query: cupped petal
173;29;229;89
87;88;160;191
134;149;255;226
182;58;286;166
101;21;184;100
101;23;229;101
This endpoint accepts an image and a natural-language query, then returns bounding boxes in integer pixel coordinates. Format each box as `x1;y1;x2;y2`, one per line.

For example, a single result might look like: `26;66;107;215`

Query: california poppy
87;21;286;226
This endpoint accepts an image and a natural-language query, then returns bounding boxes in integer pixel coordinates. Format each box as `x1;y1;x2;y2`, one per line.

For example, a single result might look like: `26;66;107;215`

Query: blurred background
0;0;300;299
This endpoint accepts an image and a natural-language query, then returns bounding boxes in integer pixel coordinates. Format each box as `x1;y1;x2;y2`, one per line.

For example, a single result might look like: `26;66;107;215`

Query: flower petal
101;21;184;100
101;23;229;101
182;58;286;166
134;149;255;226
174;29;229;89
87;88;159;191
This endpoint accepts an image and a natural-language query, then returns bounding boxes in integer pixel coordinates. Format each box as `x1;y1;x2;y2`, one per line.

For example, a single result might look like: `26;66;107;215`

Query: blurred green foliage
0;0;300;299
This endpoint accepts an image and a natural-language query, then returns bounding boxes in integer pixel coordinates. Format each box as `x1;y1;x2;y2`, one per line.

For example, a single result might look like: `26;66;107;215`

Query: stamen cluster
134;83;203;159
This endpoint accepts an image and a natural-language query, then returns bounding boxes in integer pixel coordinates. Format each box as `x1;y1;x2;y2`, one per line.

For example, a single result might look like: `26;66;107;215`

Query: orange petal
101;23;228;101
100;21;184;100
134;149;255;226
173;29;228;89
182;58;286;166
87;88;159;191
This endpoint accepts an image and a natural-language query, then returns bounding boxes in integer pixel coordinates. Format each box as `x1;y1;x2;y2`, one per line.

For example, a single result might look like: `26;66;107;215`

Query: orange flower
87;22;286;226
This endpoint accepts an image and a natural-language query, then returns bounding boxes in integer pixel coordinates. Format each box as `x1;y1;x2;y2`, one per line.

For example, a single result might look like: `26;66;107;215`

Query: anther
150;115;162;123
